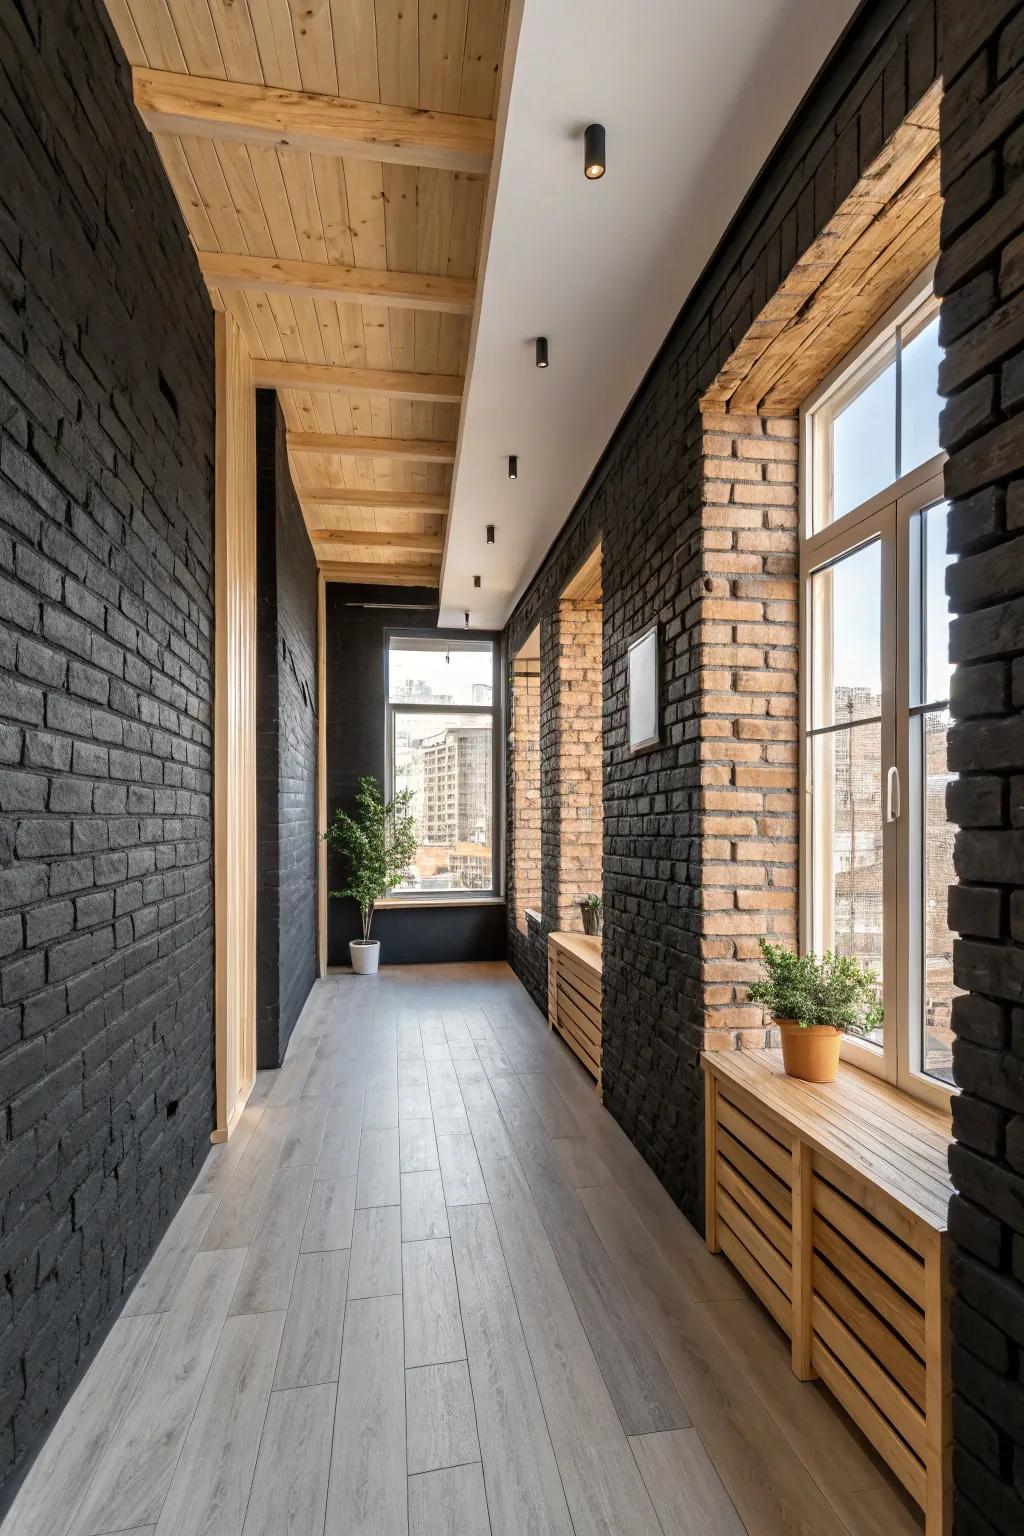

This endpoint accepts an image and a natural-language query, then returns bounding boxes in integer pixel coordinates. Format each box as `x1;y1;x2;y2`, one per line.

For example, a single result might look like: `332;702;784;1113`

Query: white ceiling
439;0;861;630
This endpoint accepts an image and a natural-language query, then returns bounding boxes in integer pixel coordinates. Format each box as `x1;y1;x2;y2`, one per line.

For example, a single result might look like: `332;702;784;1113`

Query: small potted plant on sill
323;775;418;975
579;894;602;937
748;937;882;1083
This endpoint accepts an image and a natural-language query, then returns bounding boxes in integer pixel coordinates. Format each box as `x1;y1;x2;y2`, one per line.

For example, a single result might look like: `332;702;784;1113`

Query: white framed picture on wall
627;622;660;752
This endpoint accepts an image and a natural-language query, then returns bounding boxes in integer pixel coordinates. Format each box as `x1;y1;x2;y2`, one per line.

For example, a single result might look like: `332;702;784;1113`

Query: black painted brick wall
0;0;216;1495
255;392;317;1068
324;586;506;965
504;0;939;1224
938;3;1024;1531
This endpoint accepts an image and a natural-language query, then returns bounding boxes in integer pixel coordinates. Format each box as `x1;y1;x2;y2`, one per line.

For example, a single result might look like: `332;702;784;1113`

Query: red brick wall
555;599;603;930
510;662;541;934
698;413;800;1050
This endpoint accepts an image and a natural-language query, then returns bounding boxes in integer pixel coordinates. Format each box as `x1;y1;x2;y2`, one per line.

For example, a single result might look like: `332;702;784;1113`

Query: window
800;269;954;1106
386;633;500;897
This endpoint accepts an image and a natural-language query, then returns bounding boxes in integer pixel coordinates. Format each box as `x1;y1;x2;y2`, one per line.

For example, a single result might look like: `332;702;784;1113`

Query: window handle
885;765;901;823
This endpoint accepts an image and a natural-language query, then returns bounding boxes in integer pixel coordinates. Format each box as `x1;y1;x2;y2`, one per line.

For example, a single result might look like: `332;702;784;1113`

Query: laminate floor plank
122;1190;220;1316
429;1084;472;1136
363;1084;400;1132
191;1105;264;1200
403;1238;466;1368
436;1134;487;1206
348;1204;404;1298
302;1174;357;1252
274;1248;349;1389
408;1464;491;1536
402;1169;450;1240
357;1127;401;1208
465;1107;513;1162
629;1428;746;1534
326;1294;407;1536
71;1249;246;1535
240;1384;335;1536
491;1077;687;1436
579;1183;854;1536
830;1484;925;1536
448;1202;574;1536
1;1313;163;1536
152;1309;285;1536
481;1156;664;1536
551;1136;614;1190
401;1118;440;1173
278;1100;330;1169
400;1083;433;1120
702;1297;887;1496
201;1106;296;1251
318;1087;364;1181
517;1072;583;1138
406;1361;480;1474
230;1165;315;1316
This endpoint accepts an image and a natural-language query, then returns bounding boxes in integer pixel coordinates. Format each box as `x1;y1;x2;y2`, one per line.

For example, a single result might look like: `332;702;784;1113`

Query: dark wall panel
255;391;318;1067
503;0;939;1224
0;0;216;1495
939;4;1024;1532
324;584;506;965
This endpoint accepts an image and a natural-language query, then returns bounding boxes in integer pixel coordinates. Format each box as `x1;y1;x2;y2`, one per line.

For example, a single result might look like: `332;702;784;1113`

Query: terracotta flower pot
779;1020;842;1083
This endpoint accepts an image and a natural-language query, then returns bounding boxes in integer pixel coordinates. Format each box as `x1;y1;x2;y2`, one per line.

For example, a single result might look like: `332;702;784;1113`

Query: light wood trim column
213;310;257;1142
791;1140;814;1380
317;571;327;977
704;1066;719;1253
924;1229;952;1536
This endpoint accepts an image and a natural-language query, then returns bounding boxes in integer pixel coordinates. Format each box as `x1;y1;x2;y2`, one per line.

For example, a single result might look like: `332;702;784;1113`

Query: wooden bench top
703;1049;952;1231
549;931;602;973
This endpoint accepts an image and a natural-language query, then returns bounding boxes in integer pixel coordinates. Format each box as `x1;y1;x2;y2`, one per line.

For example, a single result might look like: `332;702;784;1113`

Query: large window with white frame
386;632;501;898
800;267;955;1106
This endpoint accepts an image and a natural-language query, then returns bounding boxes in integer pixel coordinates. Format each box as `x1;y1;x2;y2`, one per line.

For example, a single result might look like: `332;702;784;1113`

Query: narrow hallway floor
2;963;922;1536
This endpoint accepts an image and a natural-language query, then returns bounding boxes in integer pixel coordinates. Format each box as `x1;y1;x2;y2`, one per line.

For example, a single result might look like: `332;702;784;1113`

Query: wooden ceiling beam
253;359;462;402
320;561;441;587
198;252;475;314
133;68;495;174
288;432;457;464
300;487;450;511
310;529;444;552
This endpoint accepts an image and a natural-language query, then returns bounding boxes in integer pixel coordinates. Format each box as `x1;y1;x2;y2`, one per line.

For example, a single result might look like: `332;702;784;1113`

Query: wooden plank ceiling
104;0;511;585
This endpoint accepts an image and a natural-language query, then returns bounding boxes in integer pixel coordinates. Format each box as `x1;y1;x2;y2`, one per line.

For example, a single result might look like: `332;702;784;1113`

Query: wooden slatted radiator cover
702;1049;952;1536
548;933;602;1090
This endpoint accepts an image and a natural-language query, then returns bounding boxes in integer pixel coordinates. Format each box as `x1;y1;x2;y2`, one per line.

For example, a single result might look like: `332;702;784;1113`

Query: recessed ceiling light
473;575;481;589
535;336;549;369
486;524;495;544
584;123;606;180
508;455;518;480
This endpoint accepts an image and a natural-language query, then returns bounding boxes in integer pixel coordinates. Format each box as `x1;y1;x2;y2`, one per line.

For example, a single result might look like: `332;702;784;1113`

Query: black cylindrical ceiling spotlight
473;575;481;589
535;336;549;369
508;455;518;480
464;611;470;629
584;123;606;180
486;524;495;544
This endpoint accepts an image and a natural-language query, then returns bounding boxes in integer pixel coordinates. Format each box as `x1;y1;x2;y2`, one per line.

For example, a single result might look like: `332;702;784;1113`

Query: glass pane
811;540;882;728
921;709;957;1085
900;312;941;475
393;711;492;892
812;722;885;1048
832;357;896;521
388;637;492;705
920;501;953;706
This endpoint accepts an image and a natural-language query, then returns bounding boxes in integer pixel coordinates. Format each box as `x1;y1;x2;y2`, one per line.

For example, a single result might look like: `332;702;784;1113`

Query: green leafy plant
580;894;602;912
323;775;419;943
748;937;882;1036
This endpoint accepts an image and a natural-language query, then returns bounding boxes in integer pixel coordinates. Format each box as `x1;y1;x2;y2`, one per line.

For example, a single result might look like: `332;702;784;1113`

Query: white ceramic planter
350;940;380;975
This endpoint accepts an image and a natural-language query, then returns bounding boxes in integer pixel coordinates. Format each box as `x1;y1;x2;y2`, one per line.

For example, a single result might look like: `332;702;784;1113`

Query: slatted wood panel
214;310;257;1141
103;0;511;581
548;934;602;1089
700;81;942;416
703;1050;952;1536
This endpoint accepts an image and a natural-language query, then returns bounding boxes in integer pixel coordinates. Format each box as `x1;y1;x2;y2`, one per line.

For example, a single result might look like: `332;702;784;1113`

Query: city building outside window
799;267;954;1108
386;633;501;897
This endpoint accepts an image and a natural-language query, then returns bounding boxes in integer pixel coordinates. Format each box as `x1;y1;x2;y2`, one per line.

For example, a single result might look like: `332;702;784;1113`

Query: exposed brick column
509;661;541;935
938;5;1024;1533
698;412;800;1051
553;598;603;930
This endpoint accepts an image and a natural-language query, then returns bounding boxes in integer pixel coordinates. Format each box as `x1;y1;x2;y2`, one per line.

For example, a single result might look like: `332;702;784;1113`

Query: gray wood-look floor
1;963;924;1536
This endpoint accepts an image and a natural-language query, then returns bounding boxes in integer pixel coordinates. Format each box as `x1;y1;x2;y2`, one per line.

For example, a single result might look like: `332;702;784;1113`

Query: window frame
798;267;954;1111
384;628;503;901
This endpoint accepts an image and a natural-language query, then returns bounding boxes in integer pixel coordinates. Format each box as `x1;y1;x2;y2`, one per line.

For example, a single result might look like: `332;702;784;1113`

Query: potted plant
748;937;882;1083
580;894;602;937
323;775;419;975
